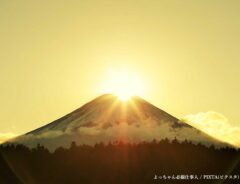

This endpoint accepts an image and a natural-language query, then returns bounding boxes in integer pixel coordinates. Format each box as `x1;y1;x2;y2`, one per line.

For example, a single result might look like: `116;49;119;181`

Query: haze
0;0;239;145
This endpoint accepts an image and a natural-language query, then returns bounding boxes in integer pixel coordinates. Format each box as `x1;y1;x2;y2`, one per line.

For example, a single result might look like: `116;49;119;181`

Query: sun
102;69;145;101
114;88;133;101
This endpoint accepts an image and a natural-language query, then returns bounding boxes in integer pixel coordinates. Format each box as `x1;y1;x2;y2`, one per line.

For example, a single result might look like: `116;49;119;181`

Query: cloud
182;111;240;147
0;132;18;144
11;117;227;152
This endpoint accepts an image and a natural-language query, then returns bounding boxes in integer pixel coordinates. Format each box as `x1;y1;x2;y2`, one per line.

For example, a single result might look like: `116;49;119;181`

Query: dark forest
0;139;240;184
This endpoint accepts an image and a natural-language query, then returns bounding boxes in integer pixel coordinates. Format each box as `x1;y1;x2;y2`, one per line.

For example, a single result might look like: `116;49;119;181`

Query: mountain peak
29;93;180;134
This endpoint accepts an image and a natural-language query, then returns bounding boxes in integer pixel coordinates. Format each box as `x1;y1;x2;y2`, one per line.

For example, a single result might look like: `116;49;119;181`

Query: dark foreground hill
1;139;240;184
0;153;22;184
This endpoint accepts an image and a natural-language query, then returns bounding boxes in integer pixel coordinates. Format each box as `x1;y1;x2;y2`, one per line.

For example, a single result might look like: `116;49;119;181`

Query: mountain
8;94;229;151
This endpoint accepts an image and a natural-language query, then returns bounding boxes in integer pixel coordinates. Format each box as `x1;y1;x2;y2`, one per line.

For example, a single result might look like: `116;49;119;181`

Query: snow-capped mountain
8;94;229;151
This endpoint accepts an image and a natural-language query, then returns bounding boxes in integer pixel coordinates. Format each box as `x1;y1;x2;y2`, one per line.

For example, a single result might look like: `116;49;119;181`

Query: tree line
0;138;239;184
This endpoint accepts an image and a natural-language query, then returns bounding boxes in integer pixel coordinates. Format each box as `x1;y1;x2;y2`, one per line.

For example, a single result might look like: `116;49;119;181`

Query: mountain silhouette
8;94;229;151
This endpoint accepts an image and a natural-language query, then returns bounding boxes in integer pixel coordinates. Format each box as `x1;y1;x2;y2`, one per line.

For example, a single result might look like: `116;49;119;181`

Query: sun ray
97;97;120;128
129;99;144;120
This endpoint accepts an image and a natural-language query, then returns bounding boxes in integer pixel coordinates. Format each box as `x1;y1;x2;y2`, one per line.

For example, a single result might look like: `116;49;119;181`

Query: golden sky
0;0;240;144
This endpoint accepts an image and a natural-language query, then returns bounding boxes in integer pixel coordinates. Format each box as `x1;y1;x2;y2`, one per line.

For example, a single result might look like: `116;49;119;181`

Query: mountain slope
9;94;229;151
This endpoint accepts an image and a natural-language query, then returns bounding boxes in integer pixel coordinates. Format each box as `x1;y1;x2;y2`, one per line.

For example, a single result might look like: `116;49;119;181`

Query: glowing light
102;69;145;101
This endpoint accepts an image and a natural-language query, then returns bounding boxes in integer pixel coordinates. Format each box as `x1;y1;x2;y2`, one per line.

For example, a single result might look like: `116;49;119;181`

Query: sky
0;0;240;145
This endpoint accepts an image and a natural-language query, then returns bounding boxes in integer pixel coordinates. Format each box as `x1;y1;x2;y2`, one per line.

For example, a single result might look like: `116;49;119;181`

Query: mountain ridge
7;94;231;151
